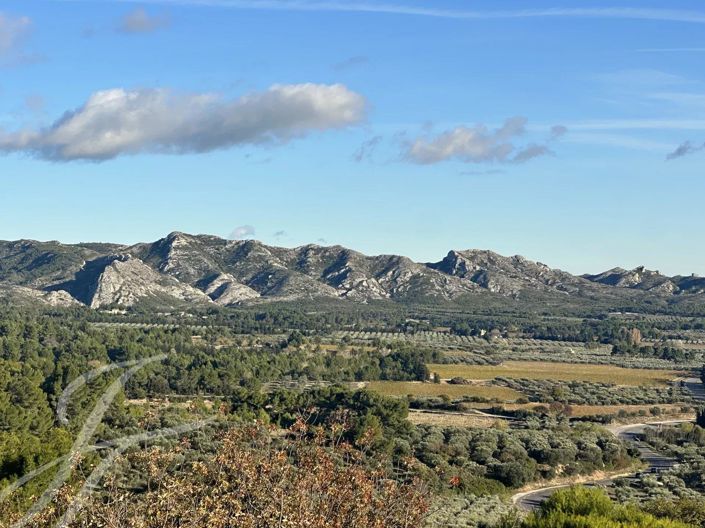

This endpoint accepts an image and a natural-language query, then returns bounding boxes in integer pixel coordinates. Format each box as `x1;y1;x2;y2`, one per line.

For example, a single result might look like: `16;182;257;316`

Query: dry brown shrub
67;420;427;528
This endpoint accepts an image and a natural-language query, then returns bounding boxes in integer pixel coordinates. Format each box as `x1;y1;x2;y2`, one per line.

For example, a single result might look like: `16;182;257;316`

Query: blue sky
1;1;704;275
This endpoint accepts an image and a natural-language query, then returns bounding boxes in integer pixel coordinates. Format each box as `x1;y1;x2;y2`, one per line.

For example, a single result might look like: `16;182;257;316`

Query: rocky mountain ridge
582;266;705;295
0;232;702;310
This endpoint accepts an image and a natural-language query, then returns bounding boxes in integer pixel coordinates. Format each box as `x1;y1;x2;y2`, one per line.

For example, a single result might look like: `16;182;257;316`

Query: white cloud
403;117;557;165
512;144;552;163
0;13;31;62
229;225;256;240
0;83;366;161
118;8;170;33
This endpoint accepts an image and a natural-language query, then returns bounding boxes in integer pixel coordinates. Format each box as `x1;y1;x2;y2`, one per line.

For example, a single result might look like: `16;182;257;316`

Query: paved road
513;421;684;511
513;375;705;511
613;422;682;473
684;377;705;402
512;475;618;512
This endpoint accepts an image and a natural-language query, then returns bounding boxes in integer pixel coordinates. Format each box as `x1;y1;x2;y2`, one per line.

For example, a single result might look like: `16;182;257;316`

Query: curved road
513;421;683;511
684;377;705;401
513;375;704;512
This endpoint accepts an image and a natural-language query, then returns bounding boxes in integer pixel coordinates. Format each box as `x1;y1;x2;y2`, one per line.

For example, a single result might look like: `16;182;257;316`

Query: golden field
427;361;683;386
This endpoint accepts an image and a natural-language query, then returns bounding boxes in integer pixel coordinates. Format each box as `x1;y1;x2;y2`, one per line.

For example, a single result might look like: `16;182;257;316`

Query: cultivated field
428;361;684;386
458;401;693;418
334;330;704;369
365;381;522;401
407;410;506;428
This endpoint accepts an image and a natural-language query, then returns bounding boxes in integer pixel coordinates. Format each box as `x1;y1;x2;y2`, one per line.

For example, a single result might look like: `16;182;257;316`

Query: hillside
583;266;705;295
0;232;702;312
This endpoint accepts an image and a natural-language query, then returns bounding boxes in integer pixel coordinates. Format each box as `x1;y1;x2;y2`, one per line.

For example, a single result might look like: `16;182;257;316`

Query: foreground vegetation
23;420;428;528
504;487;693;528
0;306;704;526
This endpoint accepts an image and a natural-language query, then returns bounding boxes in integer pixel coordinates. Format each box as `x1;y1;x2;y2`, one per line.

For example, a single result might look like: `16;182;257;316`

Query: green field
428;361;683;386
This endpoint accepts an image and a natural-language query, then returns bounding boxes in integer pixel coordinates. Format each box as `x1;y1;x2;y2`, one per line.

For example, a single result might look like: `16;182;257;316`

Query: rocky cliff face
582;266;704;295
0;232;701;310
47;254;209;308
86;256;208;309
0;284;79;307
430;250;586;296
130;234;477;303
199;273;261;305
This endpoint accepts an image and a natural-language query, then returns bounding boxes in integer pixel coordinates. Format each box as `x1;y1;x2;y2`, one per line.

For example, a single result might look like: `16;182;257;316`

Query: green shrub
497;487;693;528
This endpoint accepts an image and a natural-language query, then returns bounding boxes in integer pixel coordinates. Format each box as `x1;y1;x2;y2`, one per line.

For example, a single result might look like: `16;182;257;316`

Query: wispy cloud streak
635;48;705;53
57;1;705;24
564;119;705;131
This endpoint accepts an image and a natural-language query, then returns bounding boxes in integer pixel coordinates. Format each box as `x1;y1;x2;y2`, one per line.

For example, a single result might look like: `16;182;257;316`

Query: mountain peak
431;249;581;295
1;233;703;310
583;266;676;293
